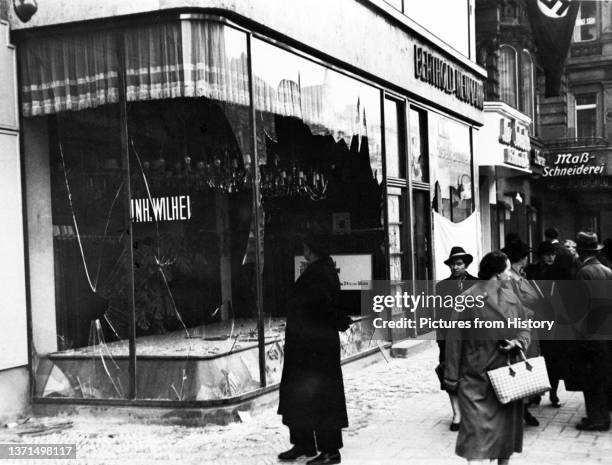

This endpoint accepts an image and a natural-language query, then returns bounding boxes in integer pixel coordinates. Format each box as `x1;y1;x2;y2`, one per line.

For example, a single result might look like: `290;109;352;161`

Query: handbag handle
505;348;533;377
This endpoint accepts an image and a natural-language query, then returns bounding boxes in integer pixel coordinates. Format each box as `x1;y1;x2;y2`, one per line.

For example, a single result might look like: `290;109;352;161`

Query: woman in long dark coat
277;229;348;465
444;251;532;465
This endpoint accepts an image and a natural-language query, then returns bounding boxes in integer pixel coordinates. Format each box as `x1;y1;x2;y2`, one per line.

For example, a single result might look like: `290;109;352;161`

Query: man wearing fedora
436;247;478;431
566;232;612;431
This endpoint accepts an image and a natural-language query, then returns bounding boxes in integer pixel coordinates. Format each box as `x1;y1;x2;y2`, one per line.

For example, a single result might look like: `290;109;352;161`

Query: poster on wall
294;254;372;290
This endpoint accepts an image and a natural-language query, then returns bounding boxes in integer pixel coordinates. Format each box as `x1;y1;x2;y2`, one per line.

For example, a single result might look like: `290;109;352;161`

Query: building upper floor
7;0;485;125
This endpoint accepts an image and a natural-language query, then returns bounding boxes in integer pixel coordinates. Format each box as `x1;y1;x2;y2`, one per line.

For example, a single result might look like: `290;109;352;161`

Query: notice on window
295;254;372;290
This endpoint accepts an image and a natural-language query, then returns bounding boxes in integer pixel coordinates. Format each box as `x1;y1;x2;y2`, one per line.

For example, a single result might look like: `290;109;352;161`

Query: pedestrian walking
435;246;478;431
566;232;612;431
525;241;563;408
501;240;541;426
444;251;532;465
277;227;349;465
544;227;576;278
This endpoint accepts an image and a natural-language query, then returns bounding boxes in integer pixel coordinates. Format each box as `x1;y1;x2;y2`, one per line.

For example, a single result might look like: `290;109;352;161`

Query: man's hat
576;231;604;251
501;241;531;263
536;241;556;256
444;246;473;266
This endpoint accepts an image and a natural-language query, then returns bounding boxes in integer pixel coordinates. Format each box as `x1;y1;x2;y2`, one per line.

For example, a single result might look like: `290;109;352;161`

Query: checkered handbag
487;350;551;405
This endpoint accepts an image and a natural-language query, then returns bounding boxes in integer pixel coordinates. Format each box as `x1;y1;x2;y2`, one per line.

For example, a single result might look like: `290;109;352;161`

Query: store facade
11;0;484;406
536;141;612;240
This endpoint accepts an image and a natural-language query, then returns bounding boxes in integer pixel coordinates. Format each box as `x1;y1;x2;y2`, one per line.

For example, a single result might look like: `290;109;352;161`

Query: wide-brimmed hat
576;231;604;251
501;241;531;263
444;246;473;266
536;241;556;256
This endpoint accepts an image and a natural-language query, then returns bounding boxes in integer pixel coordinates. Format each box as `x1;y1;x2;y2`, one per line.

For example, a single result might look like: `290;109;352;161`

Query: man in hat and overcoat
565;232;612;431
436;246;478;431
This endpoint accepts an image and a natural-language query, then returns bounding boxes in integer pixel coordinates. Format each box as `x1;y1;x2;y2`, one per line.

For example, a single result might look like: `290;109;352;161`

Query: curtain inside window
19;21;250;117
20;31;120;116
520;51;534;121
499;46;517;108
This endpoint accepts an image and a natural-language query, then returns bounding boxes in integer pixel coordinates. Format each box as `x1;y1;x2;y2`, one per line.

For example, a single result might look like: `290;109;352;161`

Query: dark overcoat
564;257;612;392
524;263;567;381
444;282;531;461
435;273;478;390
278;256;348;431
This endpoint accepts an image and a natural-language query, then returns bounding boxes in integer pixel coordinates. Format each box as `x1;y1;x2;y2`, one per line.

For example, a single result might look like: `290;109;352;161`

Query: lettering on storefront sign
499;117;531;168
543;152;606;177
532;149;547;167
130;195;192;223
414;45;484;110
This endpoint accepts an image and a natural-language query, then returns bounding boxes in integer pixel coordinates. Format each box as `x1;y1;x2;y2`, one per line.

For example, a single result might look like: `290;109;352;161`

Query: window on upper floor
520;50;535;124
575;94;597;138
573;1;598;42
499;46;536;128
500;45;518;108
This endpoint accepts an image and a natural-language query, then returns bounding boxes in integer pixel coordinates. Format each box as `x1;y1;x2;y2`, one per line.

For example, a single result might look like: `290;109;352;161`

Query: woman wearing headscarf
277;227;349;465
444;251;532;465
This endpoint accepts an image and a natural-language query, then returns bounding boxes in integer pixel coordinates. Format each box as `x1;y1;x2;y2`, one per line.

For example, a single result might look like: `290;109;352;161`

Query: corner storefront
11;2;485;406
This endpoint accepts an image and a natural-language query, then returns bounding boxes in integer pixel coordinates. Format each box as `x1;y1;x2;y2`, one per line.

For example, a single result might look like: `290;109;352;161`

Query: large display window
20;17;391;402
429;114;473;222
19;14;476;403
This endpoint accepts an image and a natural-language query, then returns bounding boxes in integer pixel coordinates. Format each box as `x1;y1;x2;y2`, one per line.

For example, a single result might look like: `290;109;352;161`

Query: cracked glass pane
126;23;260;400
29;101;130;399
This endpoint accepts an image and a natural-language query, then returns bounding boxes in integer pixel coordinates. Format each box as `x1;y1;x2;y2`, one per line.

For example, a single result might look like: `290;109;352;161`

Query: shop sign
532;149;547;167
414;45;484;110
543;152;606;177
504;148;530;169
130;195;192;223
499;117;531;168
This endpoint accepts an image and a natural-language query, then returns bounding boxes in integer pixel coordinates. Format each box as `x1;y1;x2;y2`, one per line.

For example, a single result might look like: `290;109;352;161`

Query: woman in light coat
444;251;532;465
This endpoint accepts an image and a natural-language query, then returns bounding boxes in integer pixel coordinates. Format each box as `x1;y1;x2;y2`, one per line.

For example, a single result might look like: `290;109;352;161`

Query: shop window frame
17;10;477;407
573;1;599;43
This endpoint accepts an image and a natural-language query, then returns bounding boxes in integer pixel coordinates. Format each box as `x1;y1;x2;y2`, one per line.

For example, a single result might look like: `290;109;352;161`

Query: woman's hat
444;246;473;266
576;231;604;251
501;240;531;263
536;241;556;256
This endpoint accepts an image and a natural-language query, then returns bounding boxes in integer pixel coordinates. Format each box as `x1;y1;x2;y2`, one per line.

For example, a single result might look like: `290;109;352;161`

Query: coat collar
580;256;601;268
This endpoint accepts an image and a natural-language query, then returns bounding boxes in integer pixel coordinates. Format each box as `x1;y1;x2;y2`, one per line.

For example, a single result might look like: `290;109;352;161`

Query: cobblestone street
2;342;611;464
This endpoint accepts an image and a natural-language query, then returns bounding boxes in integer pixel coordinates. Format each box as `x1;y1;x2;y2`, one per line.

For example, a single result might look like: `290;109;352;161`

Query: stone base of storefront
31;339;405;426
0;366;30;424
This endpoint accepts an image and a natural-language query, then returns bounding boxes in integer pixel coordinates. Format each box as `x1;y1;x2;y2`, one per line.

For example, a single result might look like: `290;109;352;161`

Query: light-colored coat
444;281;531;461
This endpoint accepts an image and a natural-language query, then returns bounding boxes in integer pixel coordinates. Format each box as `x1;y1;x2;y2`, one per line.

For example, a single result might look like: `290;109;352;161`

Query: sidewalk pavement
1;341;611;464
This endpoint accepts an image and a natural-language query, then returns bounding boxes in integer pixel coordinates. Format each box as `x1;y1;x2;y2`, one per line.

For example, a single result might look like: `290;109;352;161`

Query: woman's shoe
306;451;341;465
450;422;460;431
524;409;539;427
278;446;317;461
550;394;561;408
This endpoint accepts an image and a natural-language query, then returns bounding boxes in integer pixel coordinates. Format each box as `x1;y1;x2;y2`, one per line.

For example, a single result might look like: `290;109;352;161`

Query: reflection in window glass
429;114;472;223
409;108;428;182
573;1;598;42
252;39;384;363
384;99;403;178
